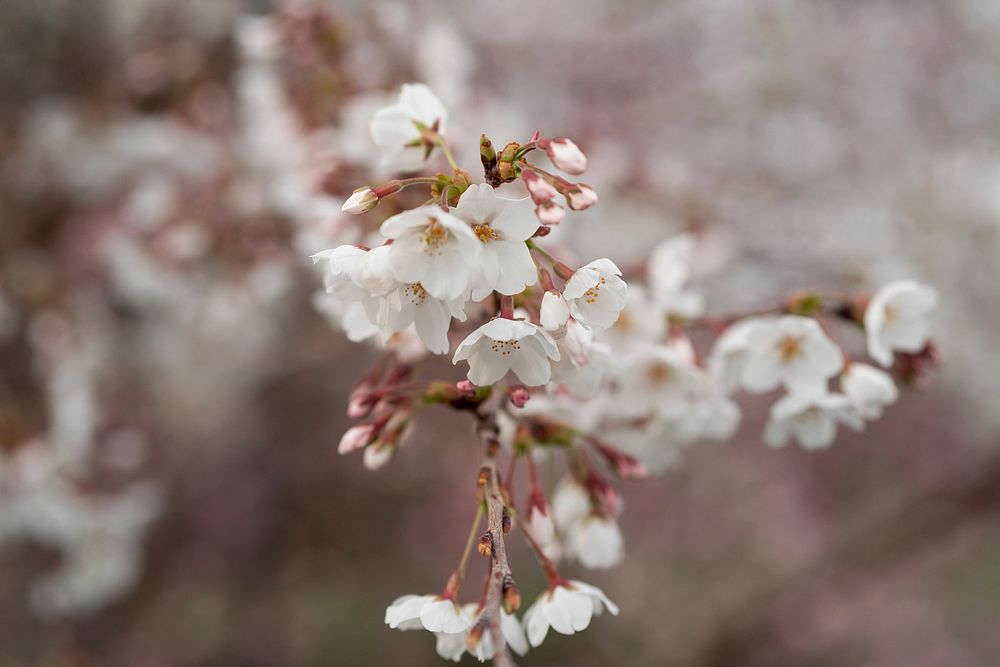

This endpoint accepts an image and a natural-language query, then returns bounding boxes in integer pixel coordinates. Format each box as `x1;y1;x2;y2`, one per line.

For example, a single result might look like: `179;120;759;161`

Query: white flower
565;515;623;570
363;442;396;470
471;608;530;661
453;319;560;387
435;629;468;662
865;280;938;367
562;259;628;330
369;283;467;355
648;233;704;317
523;581;619;647
370;83;447;171
597;284;666;349
452;184;539;299
618;345;710;419
539;290;571;331
380;206;481;300
840;363;899;420
741;316;843;394
338;424;374;455
385;593;438;631
550;340;614;398
341;187;378;214
551;476;591;530
763;391;863;450
543;137;588;175
707;318;768;394
420;598;473;634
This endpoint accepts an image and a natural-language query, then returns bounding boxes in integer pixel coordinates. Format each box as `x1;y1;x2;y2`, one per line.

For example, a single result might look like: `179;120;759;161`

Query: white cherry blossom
523;580;619;648
385;593;438;631
470;608;530;661
453;318;560;387
840;363;899;420
452;184;539;299
597;284;666;348
617;345;711;419
648;233;704;317
380;206;481;300
707;317;769;394
763;390;863;450
565;515;624;570
341;187;378;214
562;259;628;330
741;316;843;394
369;83;447;171
551;476;591;531
865;280;938;367
539;290;570;331
368;283;467;355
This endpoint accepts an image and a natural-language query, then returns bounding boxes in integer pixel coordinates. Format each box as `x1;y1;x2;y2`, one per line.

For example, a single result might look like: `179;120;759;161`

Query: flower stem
455;502;485;583
435;135;460;171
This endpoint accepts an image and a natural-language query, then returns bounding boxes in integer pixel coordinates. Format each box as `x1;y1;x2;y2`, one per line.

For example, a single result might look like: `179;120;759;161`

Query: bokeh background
2;0;1000;665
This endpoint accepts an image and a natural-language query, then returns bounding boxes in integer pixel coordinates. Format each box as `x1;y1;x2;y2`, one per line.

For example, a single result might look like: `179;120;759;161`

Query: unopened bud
499;141;520;163
477;466;490;487
502;575;521;613
535;201;565;226
523;170;558;204
508;386;530;408
363;442;395;470
565;183;598;211
478;532;493;558
341;187;379;214
497;161;517;181
502;508;511;534
542;137;588;175
347;392;376;419
456;379;476;398
480;133;497;165
338;424;376;454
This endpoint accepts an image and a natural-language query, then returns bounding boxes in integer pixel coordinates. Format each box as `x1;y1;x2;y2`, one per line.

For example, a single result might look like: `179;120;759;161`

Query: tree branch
477;415;517;667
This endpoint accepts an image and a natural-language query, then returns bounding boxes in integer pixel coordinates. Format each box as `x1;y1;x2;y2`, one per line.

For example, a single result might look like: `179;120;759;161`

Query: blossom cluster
312;82;941;664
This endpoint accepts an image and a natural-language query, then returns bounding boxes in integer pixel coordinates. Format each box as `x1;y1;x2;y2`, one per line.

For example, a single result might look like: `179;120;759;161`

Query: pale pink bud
457;379;475;396
544;137;587;175
535;201;565;225
347;393;376;419
509;386;530;408
363;443;394;470
523;171;558;203
338;424;376;454
566;184;598;211
341;187;378;214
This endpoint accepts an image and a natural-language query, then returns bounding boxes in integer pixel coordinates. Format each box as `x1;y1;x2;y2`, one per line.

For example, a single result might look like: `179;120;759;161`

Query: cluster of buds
307;82;942;665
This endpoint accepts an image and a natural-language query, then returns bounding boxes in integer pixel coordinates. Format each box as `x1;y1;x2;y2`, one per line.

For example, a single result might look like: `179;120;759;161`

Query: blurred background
2;0;1000;665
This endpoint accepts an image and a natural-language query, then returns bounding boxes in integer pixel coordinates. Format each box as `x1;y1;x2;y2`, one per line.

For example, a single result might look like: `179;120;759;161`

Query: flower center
490;339;521;356
582;276;607;304
404;283;429;306
647;361;671;384
473;224;501;243
778;335;802;362
421;219;450;255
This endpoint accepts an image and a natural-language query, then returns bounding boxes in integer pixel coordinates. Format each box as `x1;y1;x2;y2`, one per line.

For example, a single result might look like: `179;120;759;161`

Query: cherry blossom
369;83;448;171
648;233;704;317
380;206;482;300
452;184;539;299
763;390;863;450
740;316;843;394
541;137;588;175
865;280;938;367
523;580;619;647
369;283;467;355
840;363;899;420
453;318;560;386
341;187;378;214
562;259;629;330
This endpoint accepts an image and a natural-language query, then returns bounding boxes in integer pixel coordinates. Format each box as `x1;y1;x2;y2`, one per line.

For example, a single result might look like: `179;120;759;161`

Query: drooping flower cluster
311;83;942;665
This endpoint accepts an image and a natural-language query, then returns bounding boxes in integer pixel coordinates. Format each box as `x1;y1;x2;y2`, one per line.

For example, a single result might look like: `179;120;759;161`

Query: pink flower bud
523;171;558;204
456;379;476;397
347;393;376;419
544;137;588;175
341;187;378;214
338;424;376;454
509;386;530;408
566;184;598;211
363;443;395;470
535;201;565;225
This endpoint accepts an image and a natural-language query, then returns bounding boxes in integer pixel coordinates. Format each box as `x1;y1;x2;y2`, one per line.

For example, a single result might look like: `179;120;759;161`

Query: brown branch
476;415;518;667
